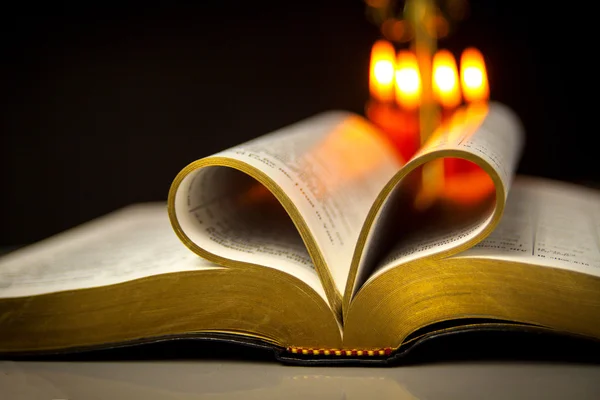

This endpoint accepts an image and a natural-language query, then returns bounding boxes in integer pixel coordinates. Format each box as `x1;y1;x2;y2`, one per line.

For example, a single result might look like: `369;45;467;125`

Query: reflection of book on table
0;362;418;399
1;102;599;363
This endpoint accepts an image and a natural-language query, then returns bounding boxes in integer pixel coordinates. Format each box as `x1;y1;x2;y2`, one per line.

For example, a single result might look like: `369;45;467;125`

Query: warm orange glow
460;48;489;103
366;100;420;161
381;18;411;42
414;159;445;211
416;159;495;209
413;102;491;210
306;114;404;191
432;50;461;109
236;183;276;209
434;15;449;38
365;0;389;7
369;40;396;103
394;50;421;110
443;164;495;205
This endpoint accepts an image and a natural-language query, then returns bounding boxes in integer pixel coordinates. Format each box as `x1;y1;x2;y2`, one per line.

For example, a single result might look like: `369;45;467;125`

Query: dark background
1;1;597;245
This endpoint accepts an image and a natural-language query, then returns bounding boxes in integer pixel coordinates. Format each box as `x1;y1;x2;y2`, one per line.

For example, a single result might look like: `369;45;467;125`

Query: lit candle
365;101;419;162
395;50;421;111
369;40;396;103
366;42;421;162
432;49;464;180
432;49;461;119
460;47;489;104
366;40;398;155
389;50;421;160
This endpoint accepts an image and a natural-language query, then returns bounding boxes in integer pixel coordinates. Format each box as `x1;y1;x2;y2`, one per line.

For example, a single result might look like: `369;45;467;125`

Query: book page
173;167;327;301
360;102;525;286
457;176;600;277
173;111;402;298
415;102;523;198
0;204;222;299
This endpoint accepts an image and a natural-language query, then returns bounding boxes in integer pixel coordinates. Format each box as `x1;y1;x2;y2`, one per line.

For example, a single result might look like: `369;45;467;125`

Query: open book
1;102;599;363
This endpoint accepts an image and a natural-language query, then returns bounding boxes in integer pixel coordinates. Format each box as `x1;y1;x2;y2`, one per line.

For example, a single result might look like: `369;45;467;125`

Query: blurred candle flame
369;40;396;102
394;50;422;110
460;47;489;103
432;49;461;109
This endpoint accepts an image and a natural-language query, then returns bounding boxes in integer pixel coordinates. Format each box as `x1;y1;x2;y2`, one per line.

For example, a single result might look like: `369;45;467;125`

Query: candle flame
394;50;421;110
369;40;396;103
460;48;489;103
374;61;394;85
432;50;461;109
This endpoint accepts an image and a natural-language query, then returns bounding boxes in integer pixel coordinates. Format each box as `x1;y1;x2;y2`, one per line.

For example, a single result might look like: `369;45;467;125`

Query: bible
1;102;599;364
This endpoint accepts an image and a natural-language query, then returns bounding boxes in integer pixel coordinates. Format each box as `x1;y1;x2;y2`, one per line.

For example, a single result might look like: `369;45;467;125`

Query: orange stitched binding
286;347;393;356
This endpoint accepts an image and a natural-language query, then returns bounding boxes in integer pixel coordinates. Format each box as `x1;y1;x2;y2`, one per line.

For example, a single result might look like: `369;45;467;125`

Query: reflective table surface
2;360;599;399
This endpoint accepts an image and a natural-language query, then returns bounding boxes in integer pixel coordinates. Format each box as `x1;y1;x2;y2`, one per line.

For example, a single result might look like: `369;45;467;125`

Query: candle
432;49;461;119
395;50;421;111
369;40;396;103
460;47;490;104
431;50;462;180
390;50;421;161
365;101;420;162
366;42;421;162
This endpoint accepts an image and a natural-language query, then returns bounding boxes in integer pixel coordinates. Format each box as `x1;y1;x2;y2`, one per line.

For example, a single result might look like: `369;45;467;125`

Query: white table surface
1;360;599;399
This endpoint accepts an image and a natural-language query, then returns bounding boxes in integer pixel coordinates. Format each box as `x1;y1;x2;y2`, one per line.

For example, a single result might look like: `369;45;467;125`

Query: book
1;102;599;364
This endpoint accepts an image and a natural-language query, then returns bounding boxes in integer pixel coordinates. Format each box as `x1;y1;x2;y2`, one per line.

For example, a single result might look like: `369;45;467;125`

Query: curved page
169;111;402;311
344;102;525;309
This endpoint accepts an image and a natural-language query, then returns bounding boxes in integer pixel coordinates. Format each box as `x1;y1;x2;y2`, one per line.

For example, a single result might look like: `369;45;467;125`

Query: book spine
286;347;393;356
